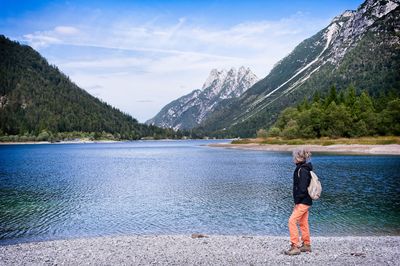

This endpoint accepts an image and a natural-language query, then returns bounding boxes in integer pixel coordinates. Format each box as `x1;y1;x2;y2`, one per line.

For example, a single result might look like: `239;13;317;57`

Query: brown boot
299;244;312;252
284;245;301;256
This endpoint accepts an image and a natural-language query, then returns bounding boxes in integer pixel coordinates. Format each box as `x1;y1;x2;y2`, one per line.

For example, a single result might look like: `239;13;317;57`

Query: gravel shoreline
209;143;400;155
1;235;399;265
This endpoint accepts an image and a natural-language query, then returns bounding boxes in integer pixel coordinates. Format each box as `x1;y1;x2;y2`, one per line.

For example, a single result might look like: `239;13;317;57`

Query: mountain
197;0;400;137
0;35;172;140
146;66;258;130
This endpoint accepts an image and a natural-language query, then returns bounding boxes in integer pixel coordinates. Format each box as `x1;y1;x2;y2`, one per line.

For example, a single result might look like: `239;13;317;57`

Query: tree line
261;85;400;139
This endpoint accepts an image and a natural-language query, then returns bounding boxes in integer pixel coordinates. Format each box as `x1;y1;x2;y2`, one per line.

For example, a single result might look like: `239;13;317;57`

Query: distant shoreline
0;140;122;145
0;139;222;145
209;143;400;155
1;235;399;265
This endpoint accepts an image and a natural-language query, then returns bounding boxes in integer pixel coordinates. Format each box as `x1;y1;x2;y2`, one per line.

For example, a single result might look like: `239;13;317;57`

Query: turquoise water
0;140;399;244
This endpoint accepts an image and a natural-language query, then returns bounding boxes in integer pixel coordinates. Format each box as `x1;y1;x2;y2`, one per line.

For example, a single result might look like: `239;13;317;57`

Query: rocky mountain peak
147;66;258;130
361;0;399;18
202;69;227;90
238;66;250;76
326;0;399;64
201;67;258;99
332;10;355;23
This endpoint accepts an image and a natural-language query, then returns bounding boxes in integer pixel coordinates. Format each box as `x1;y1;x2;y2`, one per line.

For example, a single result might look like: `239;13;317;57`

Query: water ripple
0;140;399;244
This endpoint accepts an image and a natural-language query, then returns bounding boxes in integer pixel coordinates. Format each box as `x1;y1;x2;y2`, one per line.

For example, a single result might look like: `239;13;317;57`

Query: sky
0;0;363;122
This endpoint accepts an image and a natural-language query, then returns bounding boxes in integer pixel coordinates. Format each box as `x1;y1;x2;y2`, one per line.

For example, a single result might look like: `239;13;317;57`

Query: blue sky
0;0;363;122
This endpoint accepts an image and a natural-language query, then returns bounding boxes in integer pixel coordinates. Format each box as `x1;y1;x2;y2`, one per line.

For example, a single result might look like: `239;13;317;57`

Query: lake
0;140;399;244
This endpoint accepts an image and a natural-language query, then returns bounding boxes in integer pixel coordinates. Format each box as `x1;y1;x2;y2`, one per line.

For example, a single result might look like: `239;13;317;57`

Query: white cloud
23;25;80;48
23;33;61;48
54;26;79;35
61;57;152;69
22;14;328;121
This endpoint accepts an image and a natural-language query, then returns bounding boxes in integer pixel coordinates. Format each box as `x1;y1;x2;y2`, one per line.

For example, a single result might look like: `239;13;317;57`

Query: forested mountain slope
198;0;400;137
0;35;170;140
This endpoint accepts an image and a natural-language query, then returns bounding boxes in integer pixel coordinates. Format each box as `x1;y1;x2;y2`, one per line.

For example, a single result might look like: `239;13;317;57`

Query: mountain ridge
146;66;258;130
196;0;400;137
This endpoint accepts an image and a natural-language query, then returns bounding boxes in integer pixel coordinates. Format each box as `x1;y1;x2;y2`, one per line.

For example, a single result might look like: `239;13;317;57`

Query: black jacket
293;162;313;206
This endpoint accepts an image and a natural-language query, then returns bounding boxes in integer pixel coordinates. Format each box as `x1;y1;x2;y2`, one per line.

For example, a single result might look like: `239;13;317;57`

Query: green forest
263;86;400;139
0;35;181;142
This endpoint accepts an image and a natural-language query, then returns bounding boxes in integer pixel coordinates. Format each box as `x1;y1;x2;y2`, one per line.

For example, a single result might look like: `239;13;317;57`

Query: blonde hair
292;148;311;163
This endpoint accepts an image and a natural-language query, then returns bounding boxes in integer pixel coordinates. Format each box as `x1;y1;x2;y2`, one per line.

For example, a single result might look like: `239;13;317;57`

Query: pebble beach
1;235;399;265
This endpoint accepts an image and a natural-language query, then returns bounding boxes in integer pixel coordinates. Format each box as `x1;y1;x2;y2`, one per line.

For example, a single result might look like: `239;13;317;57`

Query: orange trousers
288;203;311;246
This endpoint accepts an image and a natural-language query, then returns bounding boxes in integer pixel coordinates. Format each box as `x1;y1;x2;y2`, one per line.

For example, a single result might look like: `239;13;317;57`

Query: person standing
285;148;313;255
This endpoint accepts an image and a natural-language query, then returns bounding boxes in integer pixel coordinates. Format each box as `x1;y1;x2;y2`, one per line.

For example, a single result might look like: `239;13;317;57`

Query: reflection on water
0;140;399;244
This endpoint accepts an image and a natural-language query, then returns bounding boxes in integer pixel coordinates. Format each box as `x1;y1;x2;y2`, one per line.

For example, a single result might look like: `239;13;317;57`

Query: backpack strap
298;166;311;180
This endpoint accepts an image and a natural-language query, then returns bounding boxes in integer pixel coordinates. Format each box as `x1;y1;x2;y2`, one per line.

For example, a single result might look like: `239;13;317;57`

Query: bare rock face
327;0;399;64
146;67;258;130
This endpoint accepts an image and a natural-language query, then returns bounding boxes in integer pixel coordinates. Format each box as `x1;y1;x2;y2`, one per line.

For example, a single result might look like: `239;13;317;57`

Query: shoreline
0;140;122;145
1;235;399;265
0;139;216;145
209;143;400;155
